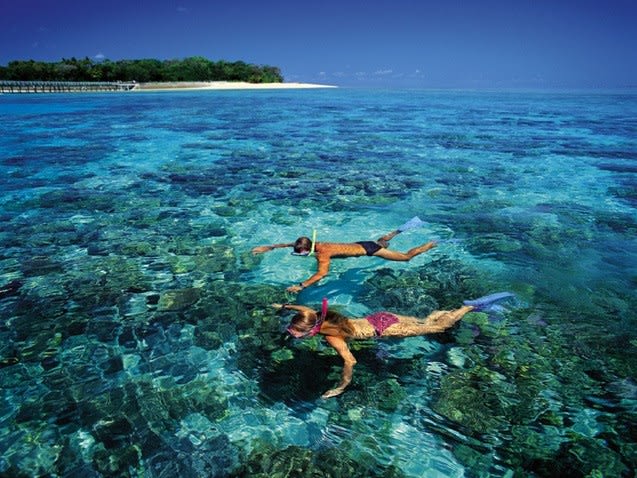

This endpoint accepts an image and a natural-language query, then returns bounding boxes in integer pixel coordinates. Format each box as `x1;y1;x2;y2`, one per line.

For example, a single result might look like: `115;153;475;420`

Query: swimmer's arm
251;242;294;255
271;303;315;314
287;255;331;293
322;335;357;399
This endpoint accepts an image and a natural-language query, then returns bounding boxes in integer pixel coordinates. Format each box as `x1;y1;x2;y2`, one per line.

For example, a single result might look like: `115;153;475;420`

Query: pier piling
0;81;137;93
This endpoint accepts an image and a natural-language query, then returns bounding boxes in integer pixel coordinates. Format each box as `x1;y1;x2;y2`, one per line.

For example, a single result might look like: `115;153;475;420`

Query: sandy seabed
134;81;336;91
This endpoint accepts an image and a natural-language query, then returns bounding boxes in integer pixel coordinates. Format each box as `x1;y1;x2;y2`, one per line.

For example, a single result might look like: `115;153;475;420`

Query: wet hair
288;307;355;336
324;309;355;335
293;236;312;254
288;308;318;334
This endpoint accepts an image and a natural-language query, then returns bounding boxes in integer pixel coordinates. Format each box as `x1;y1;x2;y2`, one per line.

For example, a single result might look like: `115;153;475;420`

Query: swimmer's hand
322;387;346;399
251;245;272;255
286;285;303;293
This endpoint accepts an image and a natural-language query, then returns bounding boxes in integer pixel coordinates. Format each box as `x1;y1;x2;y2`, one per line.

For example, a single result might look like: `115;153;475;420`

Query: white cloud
94;53;105;60
374;69;393;76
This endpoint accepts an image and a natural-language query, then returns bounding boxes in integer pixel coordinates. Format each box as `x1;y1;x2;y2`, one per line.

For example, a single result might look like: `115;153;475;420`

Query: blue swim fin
397;216;425;233
463;292;515;311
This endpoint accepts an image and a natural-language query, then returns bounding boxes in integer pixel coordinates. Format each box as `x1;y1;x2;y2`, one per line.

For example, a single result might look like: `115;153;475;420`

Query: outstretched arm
252;242;294;255
271;303;315;314
287;255;331;293
322;335;357;399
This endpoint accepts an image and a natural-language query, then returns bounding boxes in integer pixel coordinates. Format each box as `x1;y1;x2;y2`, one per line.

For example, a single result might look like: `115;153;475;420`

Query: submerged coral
1;89;636;478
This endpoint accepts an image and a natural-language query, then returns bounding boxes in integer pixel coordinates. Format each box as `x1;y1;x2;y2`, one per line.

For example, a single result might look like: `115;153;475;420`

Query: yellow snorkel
308;229;317;256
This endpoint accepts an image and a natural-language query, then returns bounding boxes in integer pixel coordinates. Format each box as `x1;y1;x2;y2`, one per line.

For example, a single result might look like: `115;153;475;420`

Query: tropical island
0;56;335;92
0;56;284;83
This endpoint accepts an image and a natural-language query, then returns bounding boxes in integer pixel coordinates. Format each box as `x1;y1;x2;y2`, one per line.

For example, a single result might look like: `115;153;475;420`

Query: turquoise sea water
1;88;636;477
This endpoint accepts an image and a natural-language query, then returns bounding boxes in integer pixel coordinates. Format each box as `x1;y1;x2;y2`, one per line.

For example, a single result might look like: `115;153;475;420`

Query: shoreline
134;81;337;91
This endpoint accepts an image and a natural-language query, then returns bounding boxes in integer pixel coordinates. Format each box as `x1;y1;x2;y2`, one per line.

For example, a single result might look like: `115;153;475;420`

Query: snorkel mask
290;229;317;257
287;298;328;338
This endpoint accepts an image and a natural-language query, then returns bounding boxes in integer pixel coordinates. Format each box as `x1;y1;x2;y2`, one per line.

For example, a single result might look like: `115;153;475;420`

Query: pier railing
0;81;137;93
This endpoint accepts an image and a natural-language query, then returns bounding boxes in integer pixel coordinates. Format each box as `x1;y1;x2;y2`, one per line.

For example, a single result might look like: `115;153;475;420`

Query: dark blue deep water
1;89;636;477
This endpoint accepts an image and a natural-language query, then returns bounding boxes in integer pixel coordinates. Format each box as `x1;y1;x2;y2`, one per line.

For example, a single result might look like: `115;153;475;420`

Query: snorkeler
252;217;436;293
274;293;514;398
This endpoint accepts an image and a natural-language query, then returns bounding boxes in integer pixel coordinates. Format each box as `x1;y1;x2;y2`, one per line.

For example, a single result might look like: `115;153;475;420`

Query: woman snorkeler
273;292;513;398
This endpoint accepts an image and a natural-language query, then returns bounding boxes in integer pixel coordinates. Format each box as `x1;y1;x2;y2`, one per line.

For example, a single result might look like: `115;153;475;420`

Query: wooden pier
0;81;137;93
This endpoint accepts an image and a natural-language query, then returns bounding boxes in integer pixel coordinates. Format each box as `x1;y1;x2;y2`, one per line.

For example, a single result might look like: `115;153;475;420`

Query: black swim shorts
355;241;383;256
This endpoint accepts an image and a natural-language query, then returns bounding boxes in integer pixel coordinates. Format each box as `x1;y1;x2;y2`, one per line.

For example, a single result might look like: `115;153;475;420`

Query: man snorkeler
252;220;436;293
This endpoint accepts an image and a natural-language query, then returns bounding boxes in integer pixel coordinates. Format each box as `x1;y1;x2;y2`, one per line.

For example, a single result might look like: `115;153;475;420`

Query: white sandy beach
134;81;336;91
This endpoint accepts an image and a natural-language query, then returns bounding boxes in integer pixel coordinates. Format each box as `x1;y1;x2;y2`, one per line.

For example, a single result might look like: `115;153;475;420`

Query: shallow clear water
1;89;636;477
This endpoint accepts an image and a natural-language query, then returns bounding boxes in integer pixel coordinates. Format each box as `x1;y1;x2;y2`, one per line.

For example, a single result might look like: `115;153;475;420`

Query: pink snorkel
305;297;328;337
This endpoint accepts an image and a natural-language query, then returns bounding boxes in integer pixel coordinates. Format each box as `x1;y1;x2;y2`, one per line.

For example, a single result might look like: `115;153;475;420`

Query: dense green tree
0;57;284;83
180;56;212;81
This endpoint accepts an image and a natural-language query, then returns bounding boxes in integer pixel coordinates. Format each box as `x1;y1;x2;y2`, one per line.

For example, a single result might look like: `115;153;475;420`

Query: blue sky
2;0;636;88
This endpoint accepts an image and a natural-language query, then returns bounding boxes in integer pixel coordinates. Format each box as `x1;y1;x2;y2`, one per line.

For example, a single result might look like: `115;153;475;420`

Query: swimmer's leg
376;230;399;247
373;241;436;261
388;306;473;336
420;306;473;331
377;217;426;247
